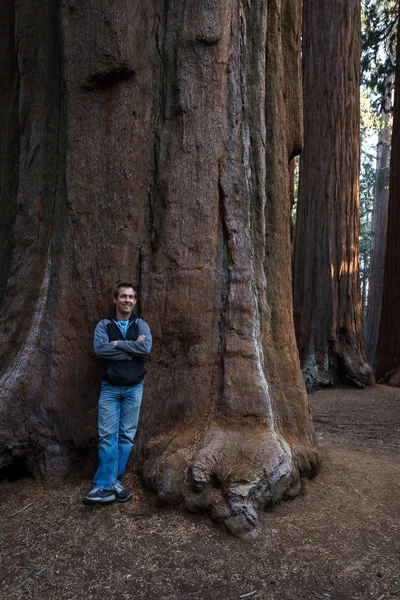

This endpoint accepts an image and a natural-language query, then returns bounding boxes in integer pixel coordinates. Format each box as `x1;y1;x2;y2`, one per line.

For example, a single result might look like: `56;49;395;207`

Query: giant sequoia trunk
0;0;318;535
293;0;374;390
374;20;400;386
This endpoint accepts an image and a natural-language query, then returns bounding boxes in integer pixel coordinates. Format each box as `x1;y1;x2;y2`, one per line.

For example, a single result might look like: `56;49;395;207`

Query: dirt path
0;385;399;600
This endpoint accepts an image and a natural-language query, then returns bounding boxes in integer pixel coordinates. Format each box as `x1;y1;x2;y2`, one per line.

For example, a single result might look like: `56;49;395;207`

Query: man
83;282;152;505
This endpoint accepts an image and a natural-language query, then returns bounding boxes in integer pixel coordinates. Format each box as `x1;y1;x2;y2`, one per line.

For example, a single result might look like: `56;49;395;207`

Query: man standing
83;282;152;505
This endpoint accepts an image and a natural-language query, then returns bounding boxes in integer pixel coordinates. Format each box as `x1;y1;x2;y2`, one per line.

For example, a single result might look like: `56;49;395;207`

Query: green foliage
359;1;396;318
359;92;380;320
359;156;375;272
360;88;381;133
361;0;398;112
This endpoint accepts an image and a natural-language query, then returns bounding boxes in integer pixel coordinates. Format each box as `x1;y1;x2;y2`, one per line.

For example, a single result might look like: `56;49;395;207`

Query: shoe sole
115;493;132;503
82;497;116;505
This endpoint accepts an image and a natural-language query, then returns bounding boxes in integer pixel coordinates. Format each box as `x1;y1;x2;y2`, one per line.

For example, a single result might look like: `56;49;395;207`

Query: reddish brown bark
374;17;400;386
0;0;318;536
293;0;374;391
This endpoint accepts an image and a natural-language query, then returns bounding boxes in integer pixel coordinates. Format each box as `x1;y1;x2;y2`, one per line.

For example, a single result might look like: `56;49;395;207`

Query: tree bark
293;0;374;391
374;16;400;386
364;112;392;366
363;29;395;366
0;0;318;536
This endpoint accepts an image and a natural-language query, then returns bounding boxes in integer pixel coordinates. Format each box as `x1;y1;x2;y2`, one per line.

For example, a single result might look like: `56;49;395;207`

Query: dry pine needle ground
0;385;399;600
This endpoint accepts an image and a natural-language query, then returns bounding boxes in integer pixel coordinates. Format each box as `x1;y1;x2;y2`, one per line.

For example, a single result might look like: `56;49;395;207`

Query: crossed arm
94;319;152;361
113;321;152;356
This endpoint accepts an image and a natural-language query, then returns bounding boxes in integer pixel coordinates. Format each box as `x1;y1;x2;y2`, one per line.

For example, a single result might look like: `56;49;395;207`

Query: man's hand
113;335;145;347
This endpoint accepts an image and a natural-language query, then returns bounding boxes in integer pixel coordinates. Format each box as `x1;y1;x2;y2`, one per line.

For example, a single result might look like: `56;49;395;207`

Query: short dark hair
113;281;137;300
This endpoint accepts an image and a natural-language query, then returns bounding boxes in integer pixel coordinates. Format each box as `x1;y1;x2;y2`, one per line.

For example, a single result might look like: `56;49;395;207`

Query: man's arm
94;319;131;361
114;319;152;356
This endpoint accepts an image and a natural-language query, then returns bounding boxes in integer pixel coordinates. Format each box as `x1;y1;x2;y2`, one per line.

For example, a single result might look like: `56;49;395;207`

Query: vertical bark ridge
0;0;62;375
0;0;68;477
0;0;20;304
218;0;275;421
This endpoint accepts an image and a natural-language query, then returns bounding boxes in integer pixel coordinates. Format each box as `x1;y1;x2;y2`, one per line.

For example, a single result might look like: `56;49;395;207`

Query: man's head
113;282;137;319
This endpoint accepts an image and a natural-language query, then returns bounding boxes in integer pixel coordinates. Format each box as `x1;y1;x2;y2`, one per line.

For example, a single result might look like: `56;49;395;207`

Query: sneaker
82;487;116;505
112;482;133;502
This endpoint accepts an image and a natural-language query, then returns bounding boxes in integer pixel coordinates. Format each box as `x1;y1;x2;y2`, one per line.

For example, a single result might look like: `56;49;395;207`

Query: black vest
101;316;146;386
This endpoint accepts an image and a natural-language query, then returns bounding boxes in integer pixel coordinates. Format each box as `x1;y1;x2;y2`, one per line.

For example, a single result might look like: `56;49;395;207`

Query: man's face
114;287;136;318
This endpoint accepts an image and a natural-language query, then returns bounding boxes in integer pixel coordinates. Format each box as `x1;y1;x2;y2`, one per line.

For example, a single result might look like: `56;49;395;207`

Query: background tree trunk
293;0;374;391
374;16;400;386
364;109;392;366
0;0;318;536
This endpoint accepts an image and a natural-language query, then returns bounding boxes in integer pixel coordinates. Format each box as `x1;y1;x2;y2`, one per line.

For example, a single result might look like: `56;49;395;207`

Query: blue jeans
93;381;144;489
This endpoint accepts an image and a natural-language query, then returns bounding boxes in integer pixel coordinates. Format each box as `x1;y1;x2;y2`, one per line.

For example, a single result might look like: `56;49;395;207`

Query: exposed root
142;421;319;537
335;333;375;388
302;335;375;392
376;365;400;387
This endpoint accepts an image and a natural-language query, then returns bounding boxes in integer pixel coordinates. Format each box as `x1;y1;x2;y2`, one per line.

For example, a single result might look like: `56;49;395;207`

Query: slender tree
364;106;392;364
359;155;374;321
0;1;318;535
362;0;398;365
375;10;400;385
293;0;374;390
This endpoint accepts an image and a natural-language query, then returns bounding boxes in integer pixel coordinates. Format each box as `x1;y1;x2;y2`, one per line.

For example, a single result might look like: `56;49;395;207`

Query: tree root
142;421;318;537
376;366;400;387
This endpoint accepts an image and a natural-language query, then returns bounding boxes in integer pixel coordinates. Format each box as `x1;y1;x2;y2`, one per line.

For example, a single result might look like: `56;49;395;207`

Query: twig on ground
10;503;33;518
240;591;257;599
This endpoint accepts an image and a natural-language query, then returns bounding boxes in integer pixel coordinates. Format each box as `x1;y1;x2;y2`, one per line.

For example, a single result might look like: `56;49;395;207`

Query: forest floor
0;384;399;600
